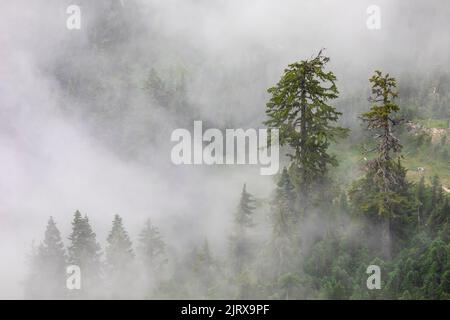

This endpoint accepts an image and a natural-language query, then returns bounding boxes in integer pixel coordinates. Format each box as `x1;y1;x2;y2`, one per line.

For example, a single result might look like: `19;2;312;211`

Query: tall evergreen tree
360;71;409;259
270;168;297;277
105;214;134;271
229;184;256;274
416;176;426;229
428;197;450;235
264;51;348;211
195;240;217;296
67;210;102;297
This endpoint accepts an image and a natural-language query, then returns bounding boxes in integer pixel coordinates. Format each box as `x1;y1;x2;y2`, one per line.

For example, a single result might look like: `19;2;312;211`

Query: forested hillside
25;52;450;299
1;0;449;300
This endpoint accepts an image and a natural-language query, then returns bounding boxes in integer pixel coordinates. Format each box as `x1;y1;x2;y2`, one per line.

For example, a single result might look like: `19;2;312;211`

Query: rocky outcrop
405;121;450;143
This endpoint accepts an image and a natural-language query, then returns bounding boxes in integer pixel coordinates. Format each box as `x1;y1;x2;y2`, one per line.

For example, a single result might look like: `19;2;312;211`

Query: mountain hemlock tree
105;214;135;297
138;219;167;272
228;184;258;299
38;217;67;298
278;272;302;300
68;210;102;297
264;51;348;213
271;167;297;277
360;70;407;260
106;214;134;271
25;217;67;299
430;175;444;212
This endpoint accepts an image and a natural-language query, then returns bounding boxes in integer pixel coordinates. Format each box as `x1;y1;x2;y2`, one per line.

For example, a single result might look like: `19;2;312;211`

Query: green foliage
144;67;188;113
229;184;257;298
138;219;167;272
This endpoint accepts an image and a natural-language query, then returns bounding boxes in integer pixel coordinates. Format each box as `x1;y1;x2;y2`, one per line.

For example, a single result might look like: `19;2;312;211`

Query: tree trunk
299;79;309;214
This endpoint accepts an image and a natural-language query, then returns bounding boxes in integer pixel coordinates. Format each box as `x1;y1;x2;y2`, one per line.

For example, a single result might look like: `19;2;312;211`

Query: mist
1;0;449;299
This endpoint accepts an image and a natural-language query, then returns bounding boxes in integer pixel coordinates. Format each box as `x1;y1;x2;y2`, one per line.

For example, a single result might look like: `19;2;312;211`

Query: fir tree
39;217;67;298
360;71;409;260
338;192;349;214
264;51;349;210
430;175;444;210
229;184;256;274
24;217;67;299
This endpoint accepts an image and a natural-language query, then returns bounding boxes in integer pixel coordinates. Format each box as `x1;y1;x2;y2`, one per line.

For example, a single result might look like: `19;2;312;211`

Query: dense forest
1;0;449;300
25;51;450;299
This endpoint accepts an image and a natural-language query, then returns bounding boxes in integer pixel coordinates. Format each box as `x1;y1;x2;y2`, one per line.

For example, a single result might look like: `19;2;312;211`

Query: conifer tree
235;184;256;228
228;184;258;298
138;219;166;272
264;51;348;210
189;239;218;298
229;184;256;274
38;217;67;298
105;214;134;272
270;168;297;277
67;210;102;297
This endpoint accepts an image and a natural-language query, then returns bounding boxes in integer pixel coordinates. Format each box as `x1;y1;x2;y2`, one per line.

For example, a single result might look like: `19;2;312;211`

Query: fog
0;0;449;299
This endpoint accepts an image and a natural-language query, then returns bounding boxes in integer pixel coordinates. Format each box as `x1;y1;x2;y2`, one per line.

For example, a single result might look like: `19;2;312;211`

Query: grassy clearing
416;118;449;129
